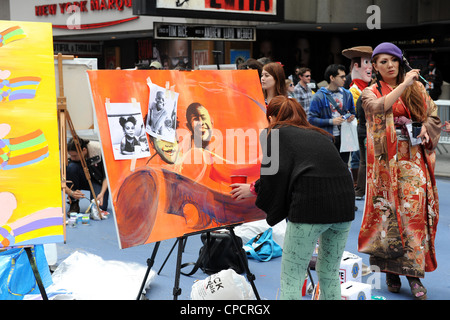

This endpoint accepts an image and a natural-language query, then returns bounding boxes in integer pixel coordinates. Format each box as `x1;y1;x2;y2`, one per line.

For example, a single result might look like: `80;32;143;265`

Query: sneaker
100;210;109;219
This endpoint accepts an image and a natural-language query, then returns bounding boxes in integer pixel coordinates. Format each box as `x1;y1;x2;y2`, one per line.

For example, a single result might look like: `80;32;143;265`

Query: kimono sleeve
419;83;442;151
361;87;388;157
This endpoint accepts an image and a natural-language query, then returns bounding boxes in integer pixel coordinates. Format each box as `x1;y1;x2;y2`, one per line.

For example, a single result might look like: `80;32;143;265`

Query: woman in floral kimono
358;43;441;300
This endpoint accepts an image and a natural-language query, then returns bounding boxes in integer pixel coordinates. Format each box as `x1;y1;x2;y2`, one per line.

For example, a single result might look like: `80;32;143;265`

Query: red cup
230;175;247;189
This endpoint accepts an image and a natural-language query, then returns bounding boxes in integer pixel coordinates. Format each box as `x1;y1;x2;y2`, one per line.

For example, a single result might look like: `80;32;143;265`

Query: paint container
69;212;78;227
81;213;90;225
230;175;247;189
68;217;77;228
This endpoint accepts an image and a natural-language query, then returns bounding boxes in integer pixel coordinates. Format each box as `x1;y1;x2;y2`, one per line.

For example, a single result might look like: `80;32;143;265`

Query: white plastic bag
43;243;57;266
87;199;108;220
50;251;155;300
340;119;359;152
190;269;256;300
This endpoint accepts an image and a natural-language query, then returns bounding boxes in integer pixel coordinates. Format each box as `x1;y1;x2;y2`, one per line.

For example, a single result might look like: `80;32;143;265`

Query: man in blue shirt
308;64;356;164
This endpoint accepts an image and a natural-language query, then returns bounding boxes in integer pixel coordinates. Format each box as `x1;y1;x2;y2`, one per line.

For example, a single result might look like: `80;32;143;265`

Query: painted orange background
88;70;268;249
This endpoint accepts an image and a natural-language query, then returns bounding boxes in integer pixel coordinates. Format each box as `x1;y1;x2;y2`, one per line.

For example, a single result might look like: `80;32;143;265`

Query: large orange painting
87;70;267;249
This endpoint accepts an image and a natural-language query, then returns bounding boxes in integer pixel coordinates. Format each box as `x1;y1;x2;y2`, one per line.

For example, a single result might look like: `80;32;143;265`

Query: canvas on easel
87;69;268;249
0;21;64;250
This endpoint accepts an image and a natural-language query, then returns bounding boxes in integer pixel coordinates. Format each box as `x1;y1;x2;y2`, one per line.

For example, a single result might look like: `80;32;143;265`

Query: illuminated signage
134;0;283;22
35;0;133;16
156;0;277;15
154;23;256;41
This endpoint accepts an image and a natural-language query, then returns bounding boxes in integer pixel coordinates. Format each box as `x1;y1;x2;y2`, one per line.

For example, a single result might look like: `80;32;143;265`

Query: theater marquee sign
156;0;277;15
133;0;282;21
154;23;256;41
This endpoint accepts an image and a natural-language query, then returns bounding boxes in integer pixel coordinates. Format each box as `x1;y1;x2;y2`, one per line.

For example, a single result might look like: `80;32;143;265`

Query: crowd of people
68;42;445;300
231;42;443;301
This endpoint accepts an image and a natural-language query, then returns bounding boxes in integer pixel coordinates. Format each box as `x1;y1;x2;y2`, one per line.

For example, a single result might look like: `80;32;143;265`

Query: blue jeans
350;150;360;169
66;161;109;210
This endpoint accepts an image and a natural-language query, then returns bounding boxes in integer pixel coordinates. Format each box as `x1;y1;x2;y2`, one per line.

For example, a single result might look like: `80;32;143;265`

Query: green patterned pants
280;221;352;300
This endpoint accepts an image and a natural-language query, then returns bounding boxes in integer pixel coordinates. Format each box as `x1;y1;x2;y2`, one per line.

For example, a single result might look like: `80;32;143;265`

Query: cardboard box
341;281;371;300
339;253;362;283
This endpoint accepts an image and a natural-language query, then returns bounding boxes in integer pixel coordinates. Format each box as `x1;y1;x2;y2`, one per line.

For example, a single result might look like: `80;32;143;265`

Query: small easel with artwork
0;21;66;300
54;53;102;218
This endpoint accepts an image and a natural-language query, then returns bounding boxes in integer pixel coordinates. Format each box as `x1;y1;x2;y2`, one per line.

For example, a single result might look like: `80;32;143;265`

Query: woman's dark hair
372;54;427;122
266;95;332;138
238;58;264;78
67;137;89;152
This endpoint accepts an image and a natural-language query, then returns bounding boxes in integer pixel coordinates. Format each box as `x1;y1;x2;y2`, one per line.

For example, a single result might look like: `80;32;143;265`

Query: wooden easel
54;53;101;224
12;54;103;301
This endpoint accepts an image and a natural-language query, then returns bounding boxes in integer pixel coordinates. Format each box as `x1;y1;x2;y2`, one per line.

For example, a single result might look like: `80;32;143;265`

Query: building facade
2;0;449;88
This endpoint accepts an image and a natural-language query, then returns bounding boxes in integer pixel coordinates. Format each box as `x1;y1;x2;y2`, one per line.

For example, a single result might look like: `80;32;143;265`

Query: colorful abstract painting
0;21;63;249
88;70;268;249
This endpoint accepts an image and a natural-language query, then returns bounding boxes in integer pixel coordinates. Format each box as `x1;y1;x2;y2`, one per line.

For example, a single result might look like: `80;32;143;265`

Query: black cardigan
255;126;355;226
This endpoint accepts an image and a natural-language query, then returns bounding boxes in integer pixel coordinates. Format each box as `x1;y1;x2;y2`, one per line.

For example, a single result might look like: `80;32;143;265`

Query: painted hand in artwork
0;191;63;249
0;26;26;47
0;69;41;102
0;124;49;170
0;192;17;248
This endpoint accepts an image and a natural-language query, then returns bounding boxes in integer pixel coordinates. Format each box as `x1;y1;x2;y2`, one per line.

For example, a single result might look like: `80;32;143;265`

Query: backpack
181;230;248;275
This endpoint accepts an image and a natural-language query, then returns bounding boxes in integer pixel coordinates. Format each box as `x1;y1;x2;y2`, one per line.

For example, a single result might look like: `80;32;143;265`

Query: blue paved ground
55;178;450;300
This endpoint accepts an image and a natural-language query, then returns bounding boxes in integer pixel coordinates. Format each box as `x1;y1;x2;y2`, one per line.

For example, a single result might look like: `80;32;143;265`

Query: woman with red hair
232;96;355;299
260;62;287;105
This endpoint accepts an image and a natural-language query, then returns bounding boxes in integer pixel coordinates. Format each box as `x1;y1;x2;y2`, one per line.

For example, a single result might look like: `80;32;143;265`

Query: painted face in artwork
353;55;373;83
153;137;179;164
189;106;213;143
